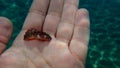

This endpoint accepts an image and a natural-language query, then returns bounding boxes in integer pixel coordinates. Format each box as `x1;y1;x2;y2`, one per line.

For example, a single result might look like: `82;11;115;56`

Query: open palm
0;0;90;68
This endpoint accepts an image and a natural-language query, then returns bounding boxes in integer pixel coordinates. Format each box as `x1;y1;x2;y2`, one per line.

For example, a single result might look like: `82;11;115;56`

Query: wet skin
0;0;90;68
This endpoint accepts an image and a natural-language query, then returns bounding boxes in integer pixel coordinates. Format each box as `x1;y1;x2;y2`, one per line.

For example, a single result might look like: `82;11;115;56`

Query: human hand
0;0;90;68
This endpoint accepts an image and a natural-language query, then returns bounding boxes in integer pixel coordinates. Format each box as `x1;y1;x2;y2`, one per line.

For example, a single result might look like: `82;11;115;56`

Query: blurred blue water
0;0;120;68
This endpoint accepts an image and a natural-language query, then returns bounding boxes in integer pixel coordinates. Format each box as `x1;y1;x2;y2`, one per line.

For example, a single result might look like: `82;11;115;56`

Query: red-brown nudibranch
24;28;51;41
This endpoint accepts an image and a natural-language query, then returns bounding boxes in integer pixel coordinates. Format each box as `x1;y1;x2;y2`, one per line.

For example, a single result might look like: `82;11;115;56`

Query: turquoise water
0;0;120;68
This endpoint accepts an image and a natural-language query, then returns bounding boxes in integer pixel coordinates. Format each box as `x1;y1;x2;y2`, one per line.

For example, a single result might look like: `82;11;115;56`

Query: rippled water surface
0;0;120;68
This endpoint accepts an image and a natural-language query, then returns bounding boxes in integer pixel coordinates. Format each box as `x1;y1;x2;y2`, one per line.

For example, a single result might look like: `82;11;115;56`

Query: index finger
22;0;50;30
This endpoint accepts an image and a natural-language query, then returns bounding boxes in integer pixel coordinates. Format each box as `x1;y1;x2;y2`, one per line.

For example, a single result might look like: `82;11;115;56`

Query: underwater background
0;0;120;68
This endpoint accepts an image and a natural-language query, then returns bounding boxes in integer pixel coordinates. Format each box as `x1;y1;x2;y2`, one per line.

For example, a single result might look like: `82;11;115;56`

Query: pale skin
0;0;90;68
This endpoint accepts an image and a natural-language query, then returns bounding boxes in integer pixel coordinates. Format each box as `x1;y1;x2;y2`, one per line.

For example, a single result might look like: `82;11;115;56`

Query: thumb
0;17;13;54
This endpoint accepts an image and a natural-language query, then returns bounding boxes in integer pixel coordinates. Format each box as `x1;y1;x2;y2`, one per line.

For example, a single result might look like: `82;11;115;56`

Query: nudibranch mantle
24;28;51;41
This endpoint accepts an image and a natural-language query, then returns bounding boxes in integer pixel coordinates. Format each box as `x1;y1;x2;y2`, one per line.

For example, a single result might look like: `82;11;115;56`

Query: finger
43;0;64;35
0;17;13;54
22;0;50;30
70;9;90;63
56;0;79;43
